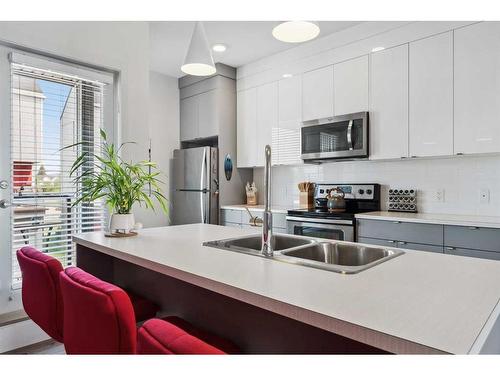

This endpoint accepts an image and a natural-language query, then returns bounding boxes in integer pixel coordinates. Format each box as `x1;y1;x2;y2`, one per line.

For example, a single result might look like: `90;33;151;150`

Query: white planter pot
110;213;135;234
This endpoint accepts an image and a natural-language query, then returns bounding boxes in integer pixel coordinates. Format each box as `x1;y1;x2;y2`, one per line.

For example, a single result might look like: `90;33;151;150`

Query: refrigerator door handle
200;148;207;223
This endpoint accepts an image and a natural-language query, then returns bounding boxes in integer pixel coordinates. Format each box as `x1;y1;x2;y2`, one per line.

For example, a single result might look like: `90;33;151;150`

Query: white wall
254;155;500;216
142;71;180;227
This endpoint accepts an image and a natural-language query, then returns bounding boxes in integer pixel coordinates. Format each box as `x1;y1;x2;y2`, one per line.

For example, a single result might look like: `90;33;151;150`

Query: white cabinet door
278;75;302;165
237;88;257;167
302;65;334;121
455;22;500;154
198;90;218;139
369;44;409;160
409;32;453;157
333;55;369;116
180;95;198;141
256;82;278;166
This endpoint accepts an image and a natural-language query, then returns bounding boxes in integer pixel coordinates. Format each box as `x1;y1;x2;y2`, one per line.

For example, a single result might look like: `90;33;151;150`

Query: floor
6;339;65;354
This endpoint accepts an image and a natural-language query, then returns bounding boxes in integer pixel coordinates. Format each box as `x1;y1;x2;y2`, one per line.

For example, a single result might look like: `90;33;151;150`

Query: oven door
286;217;354;242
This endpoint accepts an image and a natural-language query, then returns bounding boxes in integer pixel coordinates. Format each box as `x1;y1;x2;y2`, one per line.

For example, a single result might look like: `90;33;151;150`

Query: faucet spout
261;145;274;256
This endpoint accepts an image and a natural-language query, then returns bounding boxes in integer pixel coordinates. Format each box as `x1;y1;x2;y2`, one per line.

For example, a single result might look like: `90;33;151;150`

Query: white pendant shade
181;22;216;76
272;21;320;43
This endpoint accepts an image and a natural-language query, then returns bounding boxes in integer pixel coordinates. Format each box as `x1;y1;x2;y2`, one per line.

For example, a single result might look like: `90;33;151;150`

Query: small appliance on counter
287;183;380;242
298;182;315;209
245;182;258;206
388;188;417;213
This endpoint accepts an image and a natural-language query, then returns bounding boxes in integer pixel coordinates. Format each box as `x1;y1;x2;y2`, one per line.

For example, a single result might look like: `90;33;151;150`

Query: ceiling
149;21;362;77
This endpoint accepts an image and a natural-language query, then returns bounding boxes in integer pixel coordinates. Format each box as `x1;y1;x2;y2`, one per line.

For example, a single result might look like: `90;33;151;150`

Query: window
10;55;114;289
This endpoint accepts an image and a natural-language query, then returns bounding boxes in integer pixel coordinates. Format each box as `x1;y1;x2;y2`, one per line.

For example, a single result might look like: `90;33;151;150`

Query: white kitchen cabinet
454;22;500;155
302;65;334;122
369;44;409;160
237;88;257;167
198;90;218;139
180;95;198;141
409;32;453;157
333;55;369;116
277;75;302;165
256;82;278;166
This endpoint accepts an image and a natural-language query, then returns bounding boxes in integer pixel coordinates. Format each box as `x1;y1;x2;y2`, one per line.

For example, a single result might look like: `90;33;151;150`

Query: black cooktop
287;208;357;221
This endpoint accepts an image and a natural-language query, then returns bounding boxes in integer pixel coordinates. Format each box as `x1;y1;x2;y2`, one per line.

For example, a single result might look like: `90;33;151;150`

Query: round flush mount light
282;73;293;78
212;44;227;52
272;21;320;43
371;46;385;52
181;22;216;76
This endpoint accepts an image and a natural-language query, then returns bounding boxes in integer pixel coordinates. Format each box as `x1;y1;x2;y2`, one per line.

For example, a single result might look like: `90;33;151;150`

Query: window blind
10;61;110;289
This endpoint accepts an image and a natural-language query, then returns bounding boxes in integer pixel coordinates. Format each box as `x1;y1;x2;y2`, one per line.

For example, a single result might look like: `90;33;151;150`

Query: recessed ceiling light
371;46;385;52
272;21;320;43
282;73;293;78
212;44;227;52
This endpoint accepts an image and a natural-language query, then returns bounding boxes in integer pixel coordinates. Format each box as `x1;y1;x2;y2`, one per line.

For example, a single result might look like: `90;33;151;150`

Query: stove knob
358;189;364;195
326;189;330;194
366;189;373;195
319;189;324;194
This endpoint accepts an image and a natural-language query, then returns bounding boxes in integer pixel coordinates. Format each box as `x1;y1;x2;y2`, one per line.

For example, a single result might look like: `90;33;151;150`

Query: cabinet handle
392;221;401;224
387;240;396;244
456;152;464;156
445;246;455;250
468;227;479;230
398;241;407;245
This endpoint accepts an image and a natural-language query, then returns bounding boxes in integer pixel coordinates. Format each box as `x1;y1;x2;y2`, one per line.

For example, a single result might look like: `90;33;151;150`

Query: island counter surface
73;224;500;354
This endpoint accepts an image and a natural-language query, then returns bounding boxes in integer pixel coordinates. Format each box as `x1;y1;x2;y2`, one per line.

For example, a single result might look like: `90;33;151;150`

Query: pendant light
272;21;320;43
181;22;216;76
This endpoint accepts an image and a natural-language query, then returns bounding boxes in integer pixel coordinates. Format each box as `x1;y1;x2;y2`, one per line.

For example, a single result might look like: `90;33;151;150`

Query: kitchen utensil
327;187;346;212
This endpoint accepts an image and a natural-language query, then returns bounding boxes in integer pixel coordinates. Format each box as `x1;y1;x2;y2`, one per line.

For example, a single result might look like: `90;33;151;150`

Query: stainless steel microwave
301;112;369;162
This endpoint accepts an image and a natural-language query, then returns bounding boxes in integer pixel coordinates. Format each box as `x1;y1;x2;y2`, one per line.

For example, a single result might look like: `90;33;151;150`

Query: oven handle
286;216;353;225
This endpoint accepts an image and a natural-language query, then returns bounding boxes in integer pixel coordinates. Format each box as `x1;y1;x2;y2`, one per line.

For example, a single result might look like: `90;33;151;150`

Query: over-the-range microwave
301;112;369;163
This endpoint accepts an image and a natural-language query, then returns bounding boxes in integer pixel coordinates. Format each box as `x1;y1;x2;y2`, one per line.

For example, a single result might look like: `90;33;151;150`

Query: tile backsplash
252;155;500;216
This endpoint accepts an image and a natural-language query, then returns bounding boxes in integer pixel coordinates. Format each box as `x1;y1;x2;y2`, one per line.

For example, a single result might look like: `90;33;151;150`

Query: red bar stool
16;246;159;343
16;247;64;342
60;267;238;354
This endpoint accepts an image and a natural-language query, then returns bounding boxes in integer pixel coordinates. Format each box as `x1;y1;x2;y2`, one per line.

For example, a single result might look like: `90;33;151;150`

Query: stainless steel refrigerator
172;147;219;225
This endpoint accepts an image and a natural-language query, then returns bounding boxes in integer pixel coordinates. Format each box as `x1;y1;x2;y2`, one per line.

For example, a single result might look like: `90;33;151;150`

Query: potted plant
66;129;168;235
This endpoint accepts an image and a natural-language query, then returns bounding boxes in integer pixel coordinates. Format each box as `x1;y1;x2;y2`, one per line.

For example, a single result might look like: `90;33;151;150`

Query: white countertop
220;204;292;214
73;224;500;354
355;211;500;229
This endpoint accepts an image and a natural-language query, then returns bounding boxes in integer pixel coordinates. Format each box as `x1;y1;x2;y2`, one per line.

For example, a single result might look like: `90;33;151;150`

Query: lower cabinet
357;237;443;254
220;208;287;234
358;218;500;261
444;247;500;261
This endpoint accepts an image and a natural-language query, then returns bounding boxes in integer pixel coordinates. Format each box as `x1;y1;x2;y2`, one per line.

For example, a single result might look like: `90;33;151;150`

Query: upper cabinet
237;83;278;167
409;32;453;157
369;44;409;160
237;88;257;167
256;82;279;166
333;55;369;116
180;90;218;141
454;22;500;155
277;75;302;165
302;65;334;121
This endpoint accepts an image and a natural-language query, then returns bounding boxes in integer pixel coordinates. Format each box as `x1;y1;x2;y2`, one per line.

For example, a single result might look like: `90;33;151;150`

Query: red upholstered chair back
137;318;226;354
59;267;137;354
16;247;64;342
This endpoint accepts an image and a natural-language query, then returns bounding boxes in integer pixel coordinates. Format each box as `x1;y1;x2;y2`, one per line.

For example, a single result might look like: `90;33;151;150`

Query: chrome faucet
261;145;274;257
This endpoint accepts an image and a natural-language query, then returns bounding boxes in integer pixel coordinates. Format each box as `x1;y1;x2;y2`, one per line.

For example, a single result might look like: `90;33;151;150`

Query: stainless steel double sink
203;233;404;274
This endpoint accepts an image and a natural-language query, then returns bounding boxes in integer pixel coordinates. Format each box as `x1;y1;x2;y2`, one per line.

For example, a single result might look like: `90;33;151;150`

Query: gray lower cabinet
357;237;443;253
444;247;500;261
358;218;500;261
357;219;443;245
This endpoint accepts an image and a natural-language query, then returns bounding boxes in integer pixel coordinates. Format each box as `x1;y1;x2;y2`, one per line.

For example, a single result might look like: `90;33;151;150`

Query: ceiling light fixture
181;22;216;76
212;44;227;52
282;73;293;78
371;46;385;52
272;21;320;43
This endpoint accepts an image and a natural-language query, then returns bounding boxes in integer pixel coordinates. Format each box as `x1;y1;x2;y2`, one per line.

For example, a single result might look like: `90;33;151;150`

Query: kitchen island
73;224;500;354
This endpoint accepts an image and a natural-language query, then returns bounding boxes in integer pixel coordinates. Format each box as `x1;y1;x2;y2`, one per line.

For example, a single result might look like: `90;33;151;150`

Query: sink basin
203;233;314;255
278;242;404;274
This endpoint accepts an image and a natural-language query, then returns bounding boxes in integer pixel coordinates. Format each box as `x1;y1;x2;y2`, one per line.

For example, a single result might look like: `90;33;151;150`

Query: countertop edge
73;234;446;354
